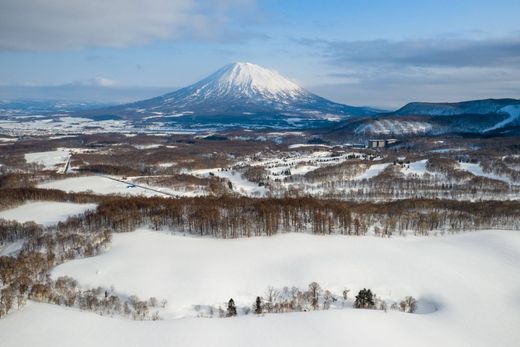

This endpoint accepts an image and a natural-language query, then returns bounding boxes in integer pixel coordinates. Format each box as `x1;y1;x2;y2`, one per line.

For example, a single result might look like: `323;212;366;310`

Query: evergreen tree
226;298;237;317
254;296;262;314
354;288;375;309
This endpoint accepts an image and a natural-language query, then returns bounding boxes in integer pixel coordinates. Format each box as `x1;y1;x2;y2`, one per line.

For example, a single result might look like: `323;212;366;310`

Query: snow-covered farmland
38;176;167;197
0;229;516;346
0;116;134;136
37;175;204;197
0;201;97;226
24;148;72;171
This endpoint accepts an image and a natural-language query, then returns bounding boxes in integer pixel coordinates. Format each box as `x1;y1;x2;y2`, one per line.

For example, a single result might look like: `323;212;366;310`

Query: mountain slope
98;63;375;122
393;98;520;117
327;98;520;138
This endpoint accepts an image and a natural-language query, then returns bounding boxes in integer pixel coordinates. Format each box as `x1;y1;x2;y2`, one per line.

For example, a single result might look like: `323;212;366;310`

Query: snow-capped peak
108;62;376;120
198;62;304;98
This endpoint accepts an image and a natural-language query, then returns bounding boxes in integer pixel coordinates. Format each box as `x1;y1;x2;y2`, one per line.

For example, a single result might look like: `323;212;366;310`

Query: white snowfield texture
163;62;308;104
0;230;517;347
0;116;134;137
38;175;206;198
44;229;520;347
24;148;72;171
37;176;175;197
212;62;302;96
0;201;97;226
400;159;429;176
352;163;390;180
458;162;513;184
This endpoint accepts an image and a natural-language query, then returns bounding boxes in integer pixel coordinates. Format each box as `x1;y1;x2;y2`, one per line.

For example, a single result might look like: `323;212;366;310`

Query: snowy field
2;229;510;346
0;116;134;136
352;163;389;180
0;201;97;226
459;162;515;184
24;148;72;171
37;175;180;197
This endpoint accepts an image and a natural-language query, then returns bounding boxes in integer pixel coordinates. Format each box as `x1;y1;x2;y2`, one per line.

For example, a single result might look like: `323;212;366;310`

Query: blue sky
0;0;519;108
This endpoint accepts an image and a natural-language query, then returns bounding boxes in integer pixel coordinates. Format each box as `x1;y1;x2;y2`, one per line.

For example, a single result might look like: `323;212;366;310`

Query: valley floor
1;229;519;347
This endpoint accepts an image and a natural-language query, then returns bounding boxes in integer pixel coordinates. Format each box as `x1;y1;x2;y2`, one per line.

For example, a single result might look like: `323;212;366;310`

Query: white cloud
0;0;257;50
70;77;119;87
295;36;520;108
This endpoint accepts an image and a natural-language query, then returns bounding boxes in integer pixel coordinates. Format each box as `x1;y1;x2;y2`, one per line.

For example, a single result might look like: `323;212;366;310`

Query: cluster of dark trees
352;288;416;312
219;283;417;318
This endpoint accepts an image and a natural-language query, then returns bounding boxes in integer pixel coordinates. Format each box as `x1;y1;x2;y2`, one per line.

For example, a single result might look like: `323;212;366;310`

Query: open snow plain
38;176;173;197
1;229;518;347
0;201;97;226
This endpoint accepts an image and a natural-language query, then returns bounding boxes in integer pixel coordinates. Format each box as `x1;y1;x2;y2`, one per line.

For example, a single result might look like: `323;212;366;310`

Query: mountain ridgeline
330;98;520;138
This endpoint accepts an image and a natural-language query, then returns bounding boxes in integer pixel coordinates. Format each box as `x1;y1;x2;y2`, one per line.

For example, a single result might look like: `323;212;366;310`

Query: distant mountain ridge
95;62;376;124
329;98;520;138
392;98;520;116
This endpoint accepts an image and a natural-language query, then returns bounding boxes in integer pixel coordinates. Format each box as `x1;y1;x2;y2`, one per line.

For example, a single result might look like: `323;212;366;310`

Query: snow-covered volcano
103;62;375;121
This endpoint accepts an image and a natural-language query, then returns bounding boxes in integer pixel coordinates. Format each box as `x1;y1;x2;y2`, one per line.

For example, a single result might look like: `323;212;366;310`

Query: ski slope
459;162;513;184
485;104;520;132
352;163;390;180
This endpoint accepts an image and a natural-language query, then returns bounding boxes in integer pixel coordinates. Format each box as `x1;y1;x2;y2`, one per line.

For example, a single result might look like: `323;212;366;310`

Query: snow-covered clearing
24;148;72;171
132;144;163;150
352;163;389;180
288;143;332;149
459;162;513;184
400;159;429;176
38;175;204;197
38;176;168;197
157;162;177;168
0;201;97;226
0;229;516;346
